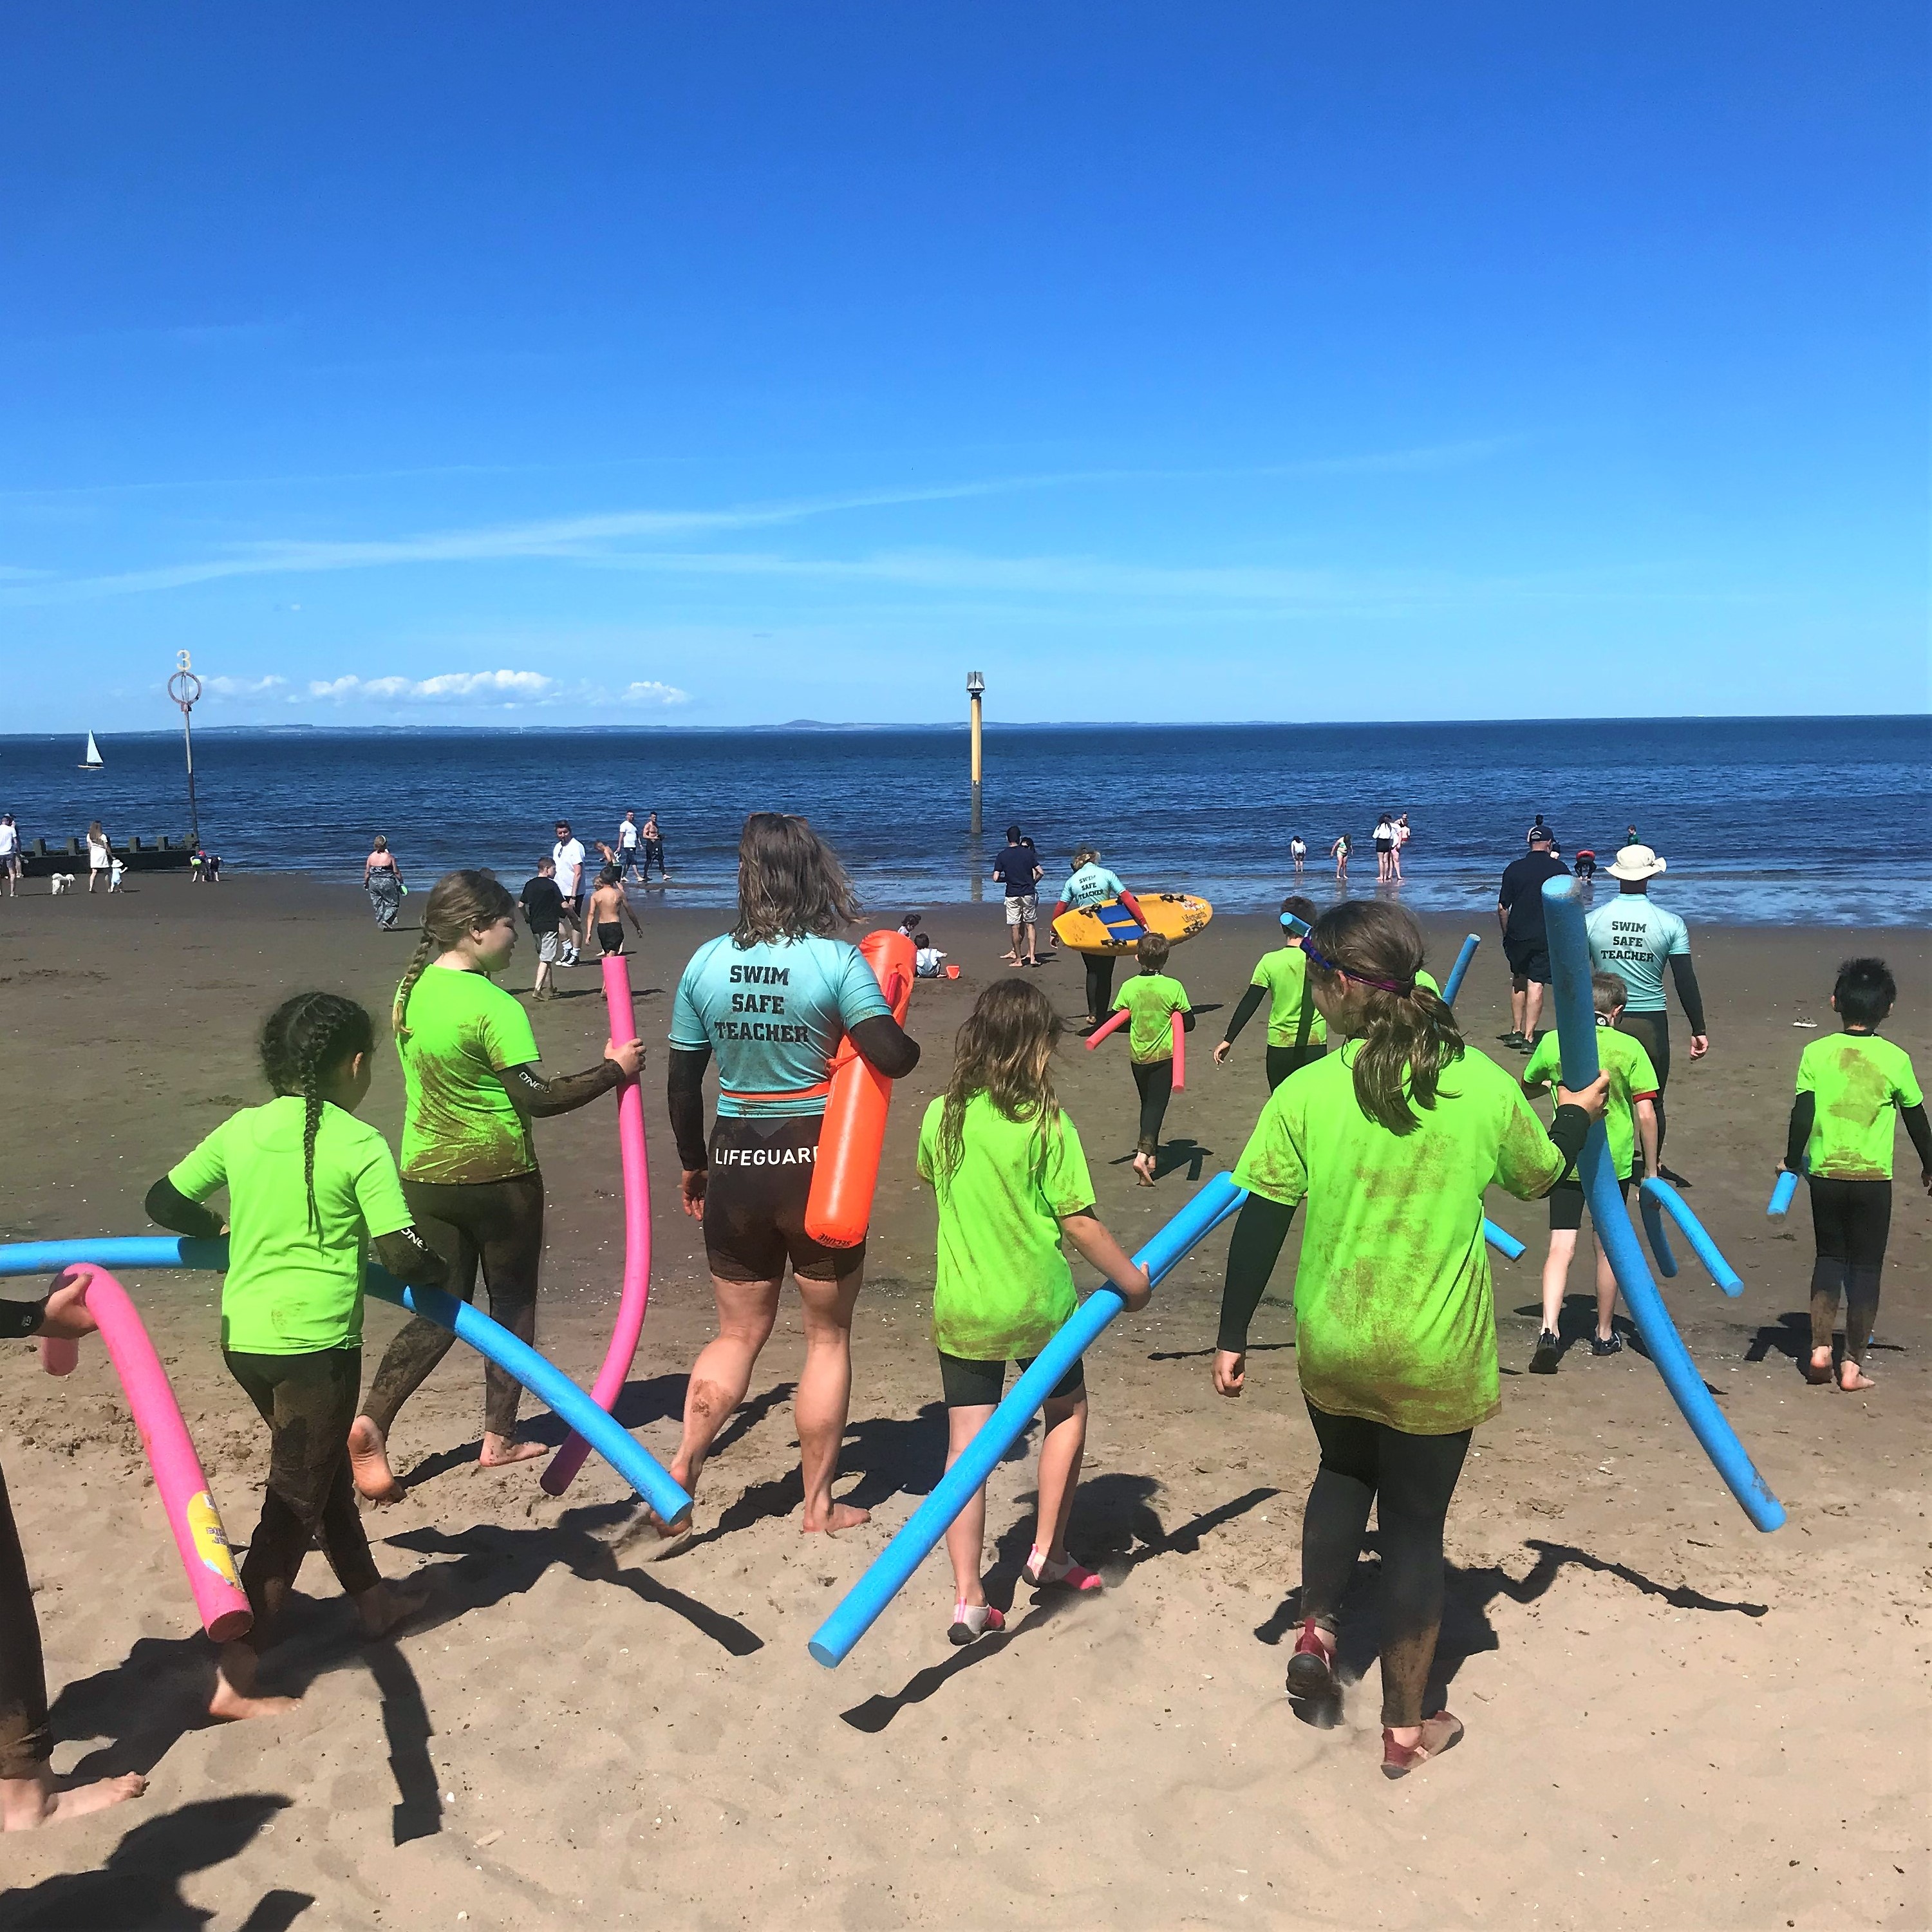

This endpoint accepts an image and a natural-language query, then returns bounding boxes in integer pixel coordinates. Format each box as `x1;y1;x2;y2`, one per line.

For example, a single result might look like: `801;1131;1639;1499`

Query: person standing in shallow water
649;814;919;1549
348;870;642;1501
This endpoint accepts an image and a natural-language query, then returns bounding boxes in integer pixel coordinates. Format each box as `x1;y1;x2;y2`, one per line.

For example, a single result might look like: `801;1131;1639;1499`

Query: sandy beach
1;872;1927;1931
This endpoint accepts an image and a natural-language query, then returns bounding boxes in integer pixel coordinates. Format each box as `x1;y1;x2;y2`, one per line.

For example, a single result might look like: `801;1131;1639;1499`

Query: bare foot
1;1768;147;1832
209;1647;301;1723
1133;1154;1156;1188
348;1416;405;1503
355;1580;429;1639
803;1501;870;1533
478;1432;546;1469
1839;1362;1875;1392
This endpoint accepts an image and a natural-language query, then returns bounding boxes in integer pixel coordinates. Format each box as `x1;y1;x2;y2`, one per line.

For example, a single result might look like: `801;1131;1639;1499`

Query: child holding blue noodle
1111;933;1194;1185
1211;903;1605;1777
1779;957;1931;1392
915;980;1150;1644
144;993;451;1721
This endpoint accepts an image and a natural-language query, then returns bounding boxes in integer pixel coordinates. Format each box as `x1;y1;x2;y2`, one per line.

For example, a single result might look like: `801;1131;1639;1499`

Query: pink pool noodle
1084;1008;1130;1049
43;1265;251;1642
1171;1012;1186;1091
542;952;653;1495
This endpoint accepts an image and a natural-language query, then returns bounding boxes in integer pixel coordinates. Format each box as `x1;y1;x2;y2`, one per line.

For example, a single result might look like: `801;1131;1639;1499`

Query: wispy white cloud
0;440;1521;606
204;673;288;697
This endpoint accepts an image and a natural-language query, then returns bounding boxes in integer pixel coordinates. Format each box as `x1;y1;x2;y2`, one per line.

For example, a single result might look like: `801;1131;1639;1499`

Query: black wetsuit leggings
362;1172;545;1441
225;1347;379;1644
1131;1059;1174;1156
1265;1044;1325;1091
0;1459;50;1778
1617;1011;1670;1156
1083;953;1117;1022
1299;1402;1472;1729
1808;1177;1891;1365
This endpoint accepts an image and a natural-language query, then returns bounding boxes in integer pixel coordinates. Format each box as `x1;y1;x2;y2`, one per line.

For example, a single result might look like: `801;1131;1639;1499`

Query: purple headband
1302;939;1417;998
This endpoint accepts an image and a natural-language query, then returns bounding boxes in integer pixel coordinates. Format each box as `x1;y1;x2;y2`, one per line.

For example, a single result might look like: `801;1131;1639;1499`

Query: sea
2;715;1926;927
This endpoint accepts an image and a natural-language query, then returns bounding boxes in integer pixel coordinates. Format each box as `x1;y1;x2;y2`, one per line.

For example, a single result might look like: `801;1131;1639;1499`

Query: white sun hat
1606;843;1667;881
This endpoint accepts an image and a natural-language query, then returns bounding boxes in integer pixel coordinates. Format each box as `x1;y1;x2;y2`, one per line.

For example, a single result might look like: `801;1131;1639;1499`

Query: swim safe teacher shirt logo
718;962;815;1044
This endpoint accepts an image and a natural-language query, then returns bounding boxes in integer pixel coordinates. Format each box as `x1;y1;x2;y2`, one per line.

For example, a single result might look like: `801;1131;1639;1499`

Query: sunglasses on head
1302;939;1416;998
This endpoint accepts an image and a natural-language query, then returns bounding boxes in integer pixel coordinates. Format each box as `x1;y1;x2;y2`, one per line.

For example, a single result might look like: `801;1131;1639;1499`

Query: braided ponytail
393;869;516;1040
260;993;376;1233
1303;903;1465;1136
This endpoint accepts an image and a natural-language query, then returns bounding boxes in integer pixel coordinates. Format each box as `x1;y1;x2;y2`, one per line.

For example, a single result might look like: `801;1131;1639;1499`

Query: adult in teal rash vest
655;813;919;1545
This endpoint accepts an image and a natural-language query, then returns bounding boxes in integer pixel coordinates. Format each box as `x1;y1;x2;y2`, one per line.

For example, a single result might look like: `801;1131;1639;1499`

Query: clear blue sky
3;4;1924;731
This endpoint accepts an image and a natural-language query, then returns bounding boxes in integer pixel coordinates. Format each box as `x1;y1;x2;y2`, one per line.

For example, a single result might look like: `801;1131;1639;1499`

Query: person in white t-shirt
617;810;642;883
1290;834;1307;875
0;814;19;897
1373;814;1397;883
552;820;587;943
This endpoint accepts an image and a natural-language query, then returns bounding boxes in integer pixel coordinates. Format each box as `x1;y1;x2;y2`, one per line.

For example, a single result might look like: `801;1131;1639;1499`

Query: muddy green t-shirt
916;1094;1095;1360
169;1097;411;1353
1522;1023;1660;1181
1796;1033;1924;1180
1233;1043;1566;1434
397;964;541;1183
1111;971;1191;1062
1250;945;1326;1049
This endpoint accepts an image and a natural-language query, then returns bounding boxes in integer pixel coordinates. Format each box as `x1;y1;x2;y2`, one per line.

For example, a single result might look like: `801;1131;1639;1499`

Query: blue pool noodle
1638;1179;1743;1297
1441;933;1481;1008
1542;878;1783;1532
1483;1218;1524;1261
0;1236;690;1523
1768;1170;1799;1217
809;1171;1249;1669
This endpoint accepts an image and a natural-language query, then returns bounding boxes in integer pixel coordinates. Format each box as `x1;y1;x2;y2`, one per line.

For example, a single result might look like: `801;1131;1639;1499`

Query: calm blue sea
1;717;1926;926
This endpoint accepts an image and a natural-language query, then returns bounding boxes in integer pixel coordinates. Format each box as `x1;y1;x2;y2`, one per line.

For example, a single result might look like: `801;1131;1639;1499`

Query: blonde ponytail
393;869;516;1042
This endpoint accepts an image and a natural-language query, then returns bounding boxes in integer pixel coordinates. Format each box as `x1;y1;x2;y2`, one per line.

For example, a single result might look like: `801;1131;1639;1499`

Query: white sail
80;731;104;767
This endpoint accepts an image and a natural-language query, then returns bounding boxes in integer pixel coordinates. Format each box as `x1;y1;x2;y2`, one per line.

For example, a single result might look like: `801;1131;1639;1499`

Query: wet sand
1;873;1927;1929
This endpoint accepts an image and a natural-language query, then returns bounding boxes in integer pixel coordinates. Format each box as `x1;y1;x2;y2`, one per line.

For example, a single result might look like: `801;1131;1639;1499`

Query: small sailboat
79;731;104;770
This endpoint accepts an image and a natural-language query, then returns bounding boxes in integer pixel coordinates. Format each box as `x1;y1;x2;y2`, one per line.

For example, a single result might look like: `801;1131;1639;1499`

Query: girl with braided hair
348;870;643;1503
1210;901;1608;1780
144;991;448;1722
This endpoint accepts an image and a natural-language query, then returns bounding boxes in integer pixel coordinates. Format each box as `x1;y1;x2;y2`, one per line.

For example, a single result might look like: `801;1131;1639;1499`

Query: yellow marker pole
966;669;984;834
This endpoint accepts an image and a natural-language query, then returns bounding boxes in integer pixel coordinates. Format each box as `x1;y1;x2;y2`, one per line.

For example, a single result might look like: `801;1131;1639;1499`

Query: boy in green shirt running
1778;957;1931;1392
1520;973;1660;1370
1214;895;1326;1091
1110;934;1195;1185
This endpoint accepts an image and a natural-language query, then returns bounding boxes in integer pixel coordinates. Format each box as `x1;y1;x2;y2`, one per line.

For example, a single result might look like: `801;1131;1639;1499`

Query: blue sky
3;3;1924;731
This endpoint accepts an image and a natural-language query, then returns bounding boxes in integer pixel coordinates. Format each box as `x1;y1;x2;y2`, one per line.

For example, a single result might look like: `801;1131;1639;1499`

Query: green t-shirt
1250;946;1327;1049
1796;1032;1924;1181
169;1097;411;1354
1111;971;1191;1062
916;1093;1096;1360
397;964;542;1183
1233;1044;1566;1434
1522;1022;1660;1181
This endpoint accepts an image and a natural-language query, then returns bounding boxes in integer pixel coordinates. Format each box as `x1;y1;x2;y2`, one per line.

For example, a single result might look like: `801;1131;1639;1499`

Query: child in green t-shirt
1110;934;1195;1185
1778;957;1931;1392
1520;973;1660;1369
915;980;1149;1645
1212;901;1606;1779
1215;895;1326;1092
145;993;451;1724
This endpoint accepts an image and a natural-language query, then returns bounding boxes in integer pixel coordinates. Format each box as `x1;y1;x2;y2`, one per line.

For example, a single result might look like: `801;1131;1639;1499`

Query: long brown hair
1303;902;1463;1135
731;812;860;946
393;869;516;1040
260;992;375;1233
933;979;1064;1189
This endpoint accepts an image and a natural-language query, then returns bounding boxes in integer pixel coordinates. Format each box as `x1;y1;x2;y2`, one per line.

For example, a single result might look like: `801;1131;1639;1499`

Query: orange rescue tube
805;930;915;1248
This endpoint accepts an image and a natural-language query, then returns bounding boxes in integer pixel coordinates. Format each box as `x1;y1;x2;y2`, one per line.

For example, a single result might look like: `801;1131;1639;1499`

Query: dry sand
1;874;1927;1930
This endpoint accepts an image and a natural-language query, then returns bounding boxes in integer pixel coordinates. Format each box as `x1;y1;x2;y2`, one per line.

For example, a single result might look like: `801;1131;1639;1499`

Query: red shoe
1284;1618;1336;1696
1382;1711;1465;1779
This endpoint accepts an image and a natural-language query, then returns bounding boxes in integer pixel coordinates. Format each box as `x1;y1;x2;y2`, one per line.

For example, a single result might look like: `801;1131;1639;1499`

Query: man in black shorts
1496;826;1569;1051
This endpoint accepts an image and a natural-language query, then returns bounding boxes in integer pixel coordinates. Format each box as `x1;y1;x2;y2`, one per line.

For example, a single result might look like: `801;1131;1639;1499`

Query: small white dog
49;872;77;896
